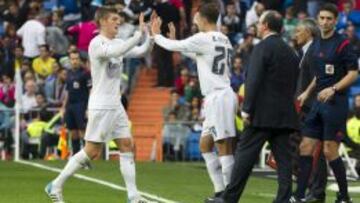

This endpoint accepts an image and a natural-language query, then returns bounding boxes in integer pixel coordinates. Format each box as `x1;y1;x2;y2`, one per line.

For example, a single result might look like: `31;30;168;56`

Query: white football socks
52;149;90;191
202;152;225;193
120;152;139;200
219;155;234;186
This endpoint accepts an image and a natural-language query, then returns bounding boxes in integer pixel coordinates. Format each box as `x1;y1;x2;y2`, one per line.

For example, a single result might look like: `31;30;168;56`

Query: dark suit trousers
223;127;293;203
308;152;327;198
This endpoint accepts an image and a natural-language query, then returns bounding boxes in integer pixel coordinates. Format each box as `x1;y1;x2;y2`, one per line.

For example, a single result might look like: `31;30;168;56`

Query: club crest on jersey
106;60;121;78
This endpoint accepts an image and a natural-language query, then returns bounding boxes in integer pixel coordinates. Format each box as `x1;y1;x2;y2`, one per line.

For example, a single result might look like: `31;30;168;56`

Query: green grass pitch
1;161;359;203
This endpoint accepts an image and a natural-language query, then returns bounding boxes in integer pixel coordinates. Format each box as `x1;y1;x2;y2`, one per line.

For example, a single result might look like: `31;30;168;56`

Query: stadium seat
339;143;359;179
185;131;202;161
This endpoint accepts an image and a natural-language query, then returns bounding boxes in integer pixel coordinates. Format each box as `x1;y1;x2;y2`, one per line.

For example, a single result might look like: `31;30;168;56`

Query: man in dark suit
206;10;300;203
294;18;327;203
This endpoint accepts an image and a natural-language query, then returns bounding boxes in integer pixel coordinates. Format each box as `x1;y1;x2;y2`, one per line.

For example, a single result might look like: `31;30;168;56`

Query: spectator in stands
23;70;36;84
59;44;78;69
337;0;360;35
236;32;255;70
230;56;244;92
0;35;16;77
67;18;98;59
347;94;360;173
346;24;360;58
4;23;19;48
0;74;15;108
125;0;153;23
51;9;65;30
116;12;136;40
188;97;201;122
21;110;47;159
283;6;299;42
45;67;67;108
307;0;323;18
14;46;26;73
22;79;38;113
58;0;82;27
222;2;241;43
16;11;48;59
46;12;70;58
169;0;187;37
163;90;190;122
35;93;48;109
63;51;91;154
245;1;265;28
153;0;180;87
32;44;56;79
0;1;29;29
175;67;190;96
0;101;13;157
184;74;202;103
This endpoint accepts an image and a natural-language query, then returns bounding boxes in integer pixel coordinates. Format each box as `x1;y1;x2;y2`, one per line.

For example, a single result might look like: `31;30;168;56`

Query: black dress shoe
289;196;305;203
335;192;353;203
303;194;325;203
204;197;225;203
204;191;224;203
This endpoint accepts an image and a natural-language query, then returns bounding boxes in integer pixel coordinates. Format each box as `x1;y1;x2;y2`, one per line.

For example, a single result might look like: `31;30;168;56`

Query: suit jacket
296;41;316;113
243;34;300;130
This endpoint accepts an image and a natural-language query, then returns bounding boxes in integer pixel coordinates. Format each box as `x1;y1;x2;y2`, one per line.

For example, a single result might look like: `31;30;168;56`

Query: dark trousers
308;152;327;198
154;45;174;87
223;127;293;203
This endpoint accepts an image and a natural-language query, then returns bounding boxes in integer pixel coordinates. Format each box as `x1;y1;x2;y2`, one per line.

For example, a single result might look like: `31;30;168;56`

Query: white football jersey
87;32;143;109
154;31;233;96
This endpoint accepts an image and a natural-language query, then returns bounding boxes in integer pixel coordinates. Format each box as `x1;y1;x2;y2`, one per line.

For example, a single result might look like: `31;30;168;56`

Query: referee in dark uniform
63;51;91;154
207;10;300;203
292;4;358;203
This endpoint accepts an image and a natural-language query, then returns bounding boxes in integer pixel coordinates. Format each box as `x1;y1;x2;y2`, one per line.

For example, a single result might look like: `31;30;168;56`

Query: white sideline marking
16;160;179;203
327;183;360;193
251;192;276;198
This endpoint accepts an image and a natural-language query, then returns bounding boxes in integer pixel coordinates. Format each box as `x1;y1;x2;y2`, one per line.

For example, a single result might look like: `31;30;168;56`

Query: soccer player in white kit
45;7;155;203
151;2;238;201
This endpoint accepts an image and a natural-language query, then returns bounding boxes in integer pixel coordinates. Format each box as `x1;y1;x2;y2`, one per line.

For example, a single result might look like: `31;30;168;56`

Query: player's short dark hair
94;6;118;27
199;2;219;24
262;10;283;33
318;3;338;18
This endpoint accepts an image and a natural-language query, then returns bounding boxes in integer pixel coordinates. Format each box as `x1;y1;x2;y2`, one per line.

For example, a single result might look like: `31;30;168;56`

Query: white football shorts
202;87;238;141
84;105;131;143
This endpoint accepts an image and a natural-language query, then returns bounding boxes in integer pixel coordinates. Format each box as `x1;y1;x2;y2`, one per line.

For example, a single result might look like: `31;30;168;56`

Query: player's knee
323;143;339;161
200;139;213;153
118;138;133;153
299;141;313;155
86;148;102;160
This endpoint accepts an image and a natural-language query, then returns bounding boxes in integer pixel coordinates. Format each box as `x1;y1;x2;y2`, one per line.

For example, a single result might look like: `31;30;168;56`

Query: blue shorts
65;102;87;130
302;94;347;142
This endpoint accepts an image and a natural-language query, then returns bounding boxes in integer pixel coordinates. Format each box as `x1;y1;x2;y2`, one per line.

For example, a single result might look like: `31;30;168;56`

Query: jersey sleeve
153;33;206;54
338;39;359;71
90;31;143;59
124;33;154;58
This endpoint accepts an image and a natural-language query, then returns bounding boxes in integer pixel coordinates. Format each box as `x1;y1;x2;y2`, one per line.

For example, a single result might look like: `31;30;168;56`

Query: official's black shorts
302;94;347;142
65;102;87;130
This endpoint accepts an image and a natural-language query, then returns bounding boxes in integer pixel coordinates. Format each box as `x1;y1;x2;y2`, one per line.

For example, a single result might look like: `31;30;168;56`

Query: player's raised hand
151;17;162;36
150;11;157;24
167;22;176;39
139;12;146;33
149;11;157;35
